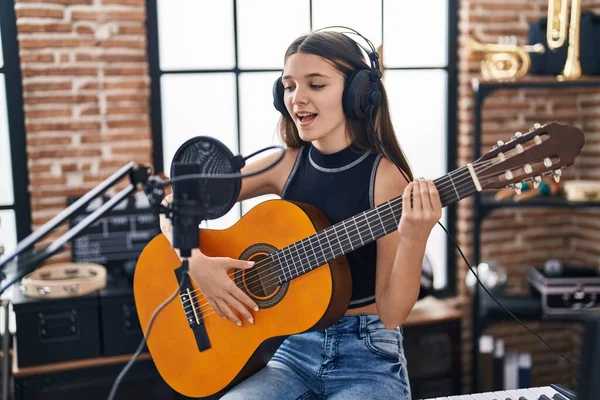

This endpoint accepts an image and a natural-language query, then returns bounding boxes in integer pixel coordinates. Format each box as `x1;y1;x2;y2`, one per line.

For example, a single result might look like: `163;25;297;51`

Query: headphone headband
272;26;383;121
313;25;381;79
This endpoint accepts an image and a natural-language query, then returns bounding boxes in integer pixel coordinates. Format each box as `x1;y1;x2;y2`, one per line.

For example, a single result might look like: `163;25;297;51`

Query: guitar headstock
474;122;585;191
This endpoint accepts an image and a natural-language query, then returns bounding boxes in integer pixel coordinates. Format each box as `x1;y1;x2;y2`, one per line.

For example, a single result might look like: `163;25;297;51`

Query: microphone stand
0;162;161;296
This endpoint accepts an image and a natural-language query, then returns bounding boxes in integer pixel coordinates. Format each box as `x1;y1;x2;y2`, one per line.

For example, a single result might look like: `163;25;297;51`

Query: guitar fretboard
270;164;479;284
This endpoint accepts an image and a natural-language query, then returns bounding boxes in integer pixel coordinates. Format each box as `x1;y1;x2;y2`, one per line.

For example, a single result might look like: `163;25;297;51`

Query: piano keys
421;385;573;400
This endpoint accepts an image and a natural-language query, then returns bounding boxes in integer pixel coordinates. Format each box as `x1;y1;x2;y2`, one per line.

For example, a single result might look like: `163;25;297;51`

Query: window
147;0;458;294
0;0;30;259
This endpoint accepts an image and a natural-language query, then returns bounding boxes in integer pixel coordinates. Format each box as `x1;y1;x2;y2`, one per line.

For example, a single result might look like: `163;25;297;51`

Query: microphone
169;137;245;258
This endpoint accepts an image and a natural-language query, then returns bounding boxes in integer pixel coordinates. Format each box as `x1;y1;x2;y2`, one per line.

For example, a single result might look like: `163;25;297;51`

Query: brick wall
457;0;600;392
15;0;150;260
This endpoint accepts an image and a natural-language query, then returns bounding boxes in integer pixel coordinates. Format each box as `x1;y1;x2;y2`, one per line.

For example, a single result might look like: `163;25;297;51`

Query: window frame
146;0;459;297
0;0;31;242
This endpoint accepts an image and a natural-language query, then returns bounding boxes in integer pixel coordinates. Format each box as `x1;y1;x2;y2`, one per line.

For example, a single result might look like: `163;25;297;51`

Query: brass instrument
468;36;545;81
547;0;582;80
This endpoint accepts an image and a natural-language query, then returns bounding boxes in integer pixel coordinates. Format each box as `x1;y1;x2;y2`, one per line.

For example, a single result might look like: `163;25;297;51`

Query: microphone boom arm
0;162;154;294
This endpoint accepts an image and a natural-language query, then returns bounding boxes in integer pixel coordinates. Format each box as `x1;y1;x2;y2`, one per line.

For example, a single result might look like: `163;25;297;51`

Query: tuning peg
515;182;522;194
533;123;541;129
514;131;523;139
533;175;542;188
544;157;553;168
553;169;562;183
524;164;533;174
505;170;514;180
497;140;504;147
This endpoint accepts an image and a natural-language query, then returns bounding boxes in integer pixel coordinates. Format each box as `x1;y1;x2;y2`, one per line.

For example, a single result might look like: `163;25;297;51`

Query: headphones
272;26;383;121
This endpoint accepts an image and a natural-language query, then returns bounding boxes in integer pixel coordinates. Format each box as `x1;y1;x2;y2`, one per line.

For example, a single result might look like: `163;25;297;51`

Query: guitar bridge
174;265;211;352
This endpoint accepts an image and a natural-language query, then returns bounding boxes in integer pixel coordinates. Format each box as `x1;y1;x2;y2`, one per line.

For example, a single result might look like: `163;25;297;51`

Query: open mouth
296;112;317;124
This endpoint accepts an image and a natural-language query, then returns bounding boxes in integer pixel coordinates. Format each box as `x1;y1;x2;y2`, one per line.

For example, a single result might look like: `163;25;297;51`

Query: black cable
367;109;580;368
160;145;285;187
107;261;188;400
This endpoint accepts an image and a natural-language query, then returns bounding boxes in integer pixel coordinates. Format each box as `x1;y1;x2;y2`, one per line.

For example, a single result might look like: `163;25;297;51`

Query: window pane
383;0;448;68
237;0;310;69
312;0;382;49
0;76;14;205
239;72;283;214
157;0;235;70
0;210;16;262
161;73;239;230
385;69;447;288
161;73;238;175
239;72;282;158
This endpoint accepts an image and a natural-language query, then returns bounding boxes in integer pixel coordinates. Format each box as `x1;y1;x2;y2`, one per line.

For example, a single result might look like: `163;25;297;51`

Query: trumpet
547;0;582;80
467;36;545;81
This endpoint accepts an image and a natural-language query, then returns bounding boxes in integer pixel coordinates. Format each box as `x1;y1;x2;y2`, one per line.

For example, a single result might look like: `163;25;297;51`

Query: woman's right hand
187;255;258;327
159;193;258;327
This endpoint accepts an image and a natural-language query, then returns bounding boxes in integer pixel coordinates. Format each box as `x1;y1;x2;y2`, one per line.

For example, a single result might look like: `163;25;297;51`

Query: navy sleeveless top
281;143;383;309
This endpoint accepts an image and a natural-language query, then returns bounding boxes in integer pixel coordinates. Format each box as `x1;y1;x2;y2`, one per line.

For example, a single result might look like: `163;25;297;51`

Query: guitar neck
273;165;479;284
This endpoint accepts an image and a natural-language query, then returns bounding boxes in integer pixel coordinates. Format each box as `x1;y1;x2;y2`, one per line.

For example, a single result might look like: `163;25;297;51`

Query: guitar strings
186;158;494;300
180;162;479;312
181;154;514;314
182;155;514;315
182;170;507;322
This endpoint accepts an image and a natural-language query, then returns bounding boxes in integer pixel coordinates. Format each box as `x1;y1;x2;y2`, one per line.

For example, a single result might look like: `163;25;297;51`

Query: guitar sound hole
236;244;289;309
242;254;280;298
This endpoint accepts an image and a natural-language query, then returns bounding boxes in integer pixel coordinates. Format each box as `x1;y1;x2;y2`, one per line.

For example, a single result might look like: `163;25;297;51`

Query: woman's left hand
397;179;442;244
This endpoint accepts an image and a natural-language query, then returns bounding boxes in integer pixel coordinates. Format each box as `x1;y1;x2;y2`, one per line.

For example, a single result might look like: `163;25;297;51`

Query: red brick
19;53;55;63
24;94;98;105
21;66;98;77
26;109;72;118
19;37;96;49
26;121;101;133
18;22;72;33
71;10;145;21
23;81;72;91
15;8;64;19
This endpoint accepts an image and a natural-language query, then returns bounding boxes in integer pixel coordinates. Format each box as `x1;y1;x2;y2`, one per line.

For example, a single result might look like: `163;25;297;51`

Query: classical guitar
133;122;584;398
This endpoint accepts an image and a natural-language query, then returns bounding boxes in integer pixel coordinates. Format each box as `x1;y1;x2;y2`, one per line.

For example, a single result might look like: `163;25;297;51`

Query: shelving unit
469;76;600;392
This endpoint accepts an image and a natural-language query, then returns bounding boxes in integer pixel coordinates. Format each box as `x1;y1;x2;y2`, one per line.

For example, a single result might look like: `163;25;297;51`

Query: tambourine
20;262;107;299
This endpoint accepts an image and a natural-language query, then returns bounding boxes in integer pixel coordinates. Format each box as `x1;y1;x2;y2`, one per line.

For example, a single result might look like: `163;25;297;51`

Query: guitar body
133;199;352;398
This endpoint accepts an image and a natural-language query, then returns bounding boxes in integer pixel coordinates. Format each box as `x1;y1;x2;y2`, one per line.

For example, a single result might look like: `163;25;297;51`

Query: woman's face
281;53;347;145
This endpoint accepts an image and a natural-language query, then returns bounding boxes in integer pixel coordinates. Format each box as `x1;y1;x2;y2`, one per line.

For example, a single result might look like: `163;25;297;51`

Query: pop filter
169;136;245;257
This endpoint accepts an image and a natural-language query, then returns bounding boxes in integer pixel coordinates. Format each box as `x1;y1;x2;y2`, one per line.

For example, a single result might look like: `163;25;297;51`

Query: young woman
161;29;442;400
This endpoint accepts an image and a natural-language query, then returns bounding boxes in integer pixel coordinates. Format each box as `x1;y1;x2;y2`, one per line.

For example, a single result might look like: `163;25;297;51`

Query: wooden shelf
12;351;152;377
471;75;600;92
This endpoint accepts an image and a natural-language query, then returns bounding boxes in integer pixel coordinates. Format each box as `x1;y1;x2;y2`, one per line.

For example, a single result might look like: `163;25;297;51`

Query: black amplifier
528;264;600;317
11;286;101;368
98;276;146;357
12;276;146;368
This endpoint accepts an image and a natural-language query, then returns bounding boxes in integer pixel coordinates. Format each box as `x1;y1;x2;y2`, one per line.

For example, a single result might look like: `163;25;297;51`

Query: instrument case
528;265;600;317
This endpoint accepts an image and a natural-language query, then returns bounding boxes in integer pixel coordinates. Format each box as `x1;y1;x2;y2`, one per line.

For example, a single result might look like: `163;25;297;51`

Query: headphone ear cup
342;69;380;120
272;78;291;119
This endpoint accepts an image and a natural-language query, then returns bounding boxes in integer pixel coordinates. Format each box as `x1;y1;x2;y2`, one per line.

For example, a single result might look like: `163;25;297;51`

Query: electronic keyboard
421;384;577;400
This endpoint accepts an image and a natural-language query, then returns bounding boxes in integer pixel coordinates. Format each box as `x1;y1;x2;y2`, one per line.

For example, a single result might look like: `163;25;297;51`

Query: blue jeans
221;314;411;400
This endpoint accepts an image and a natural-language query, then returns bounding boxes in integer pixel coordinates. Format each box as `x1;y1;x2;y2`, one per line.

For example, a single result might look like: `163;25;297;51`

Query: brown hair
278;31;413;181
